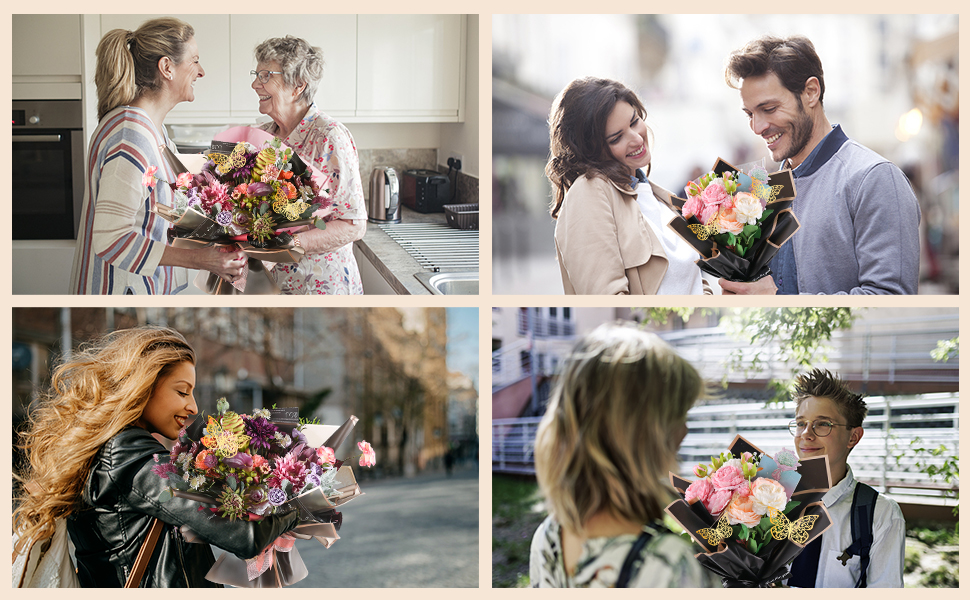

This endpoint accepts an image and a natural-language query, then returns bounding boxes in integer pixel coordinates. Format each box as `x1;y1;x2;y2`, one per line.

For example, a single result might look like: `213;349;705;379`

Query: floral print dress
259;104;366;294
529;516;718;587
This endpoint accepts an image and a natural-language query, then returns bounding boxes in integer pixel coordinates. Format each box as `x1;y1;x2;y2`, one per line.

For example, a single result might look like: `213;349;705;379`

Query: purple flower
186;188;201;207
216;210;234;226
247;182;273;197
224;452;253;470
291;428;308;447
306;471;321;489
268;487;287;506
244;415;279;452
246;486;271;515
202;453;218;470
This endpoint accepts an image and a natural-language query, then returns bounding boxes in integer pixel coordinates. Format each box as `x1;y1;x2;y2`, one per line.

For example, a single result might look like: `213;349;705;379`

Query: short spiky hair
792;368;867;427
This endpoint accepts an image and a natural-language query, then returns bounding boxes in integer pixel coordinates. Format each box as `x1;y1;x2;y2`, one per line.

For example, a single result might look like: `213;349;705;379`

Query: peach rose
725;493;763;527
718;207;745;235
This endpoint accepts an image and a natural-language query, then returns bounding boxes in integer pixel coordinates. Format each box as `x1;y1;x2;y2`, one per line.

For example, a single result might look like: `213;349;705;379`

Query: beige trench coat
554;174;690;295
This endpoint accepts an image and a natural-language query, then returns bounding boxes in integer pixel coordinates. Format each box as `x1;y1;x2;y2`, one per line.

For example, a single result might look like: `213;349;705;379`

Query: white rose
733;192;764;225
750;477;788;515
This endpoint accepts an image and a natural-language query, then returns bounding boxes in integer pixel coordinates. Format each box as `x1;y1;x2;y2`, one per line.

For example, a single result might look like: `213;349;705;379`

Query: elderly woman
251;36;366;295
71;17;246;294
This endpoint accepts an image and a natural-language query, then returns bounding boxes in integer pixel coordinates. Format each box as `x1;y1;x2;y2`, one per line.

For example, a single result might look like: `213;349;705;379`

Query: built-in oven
12;100;85;240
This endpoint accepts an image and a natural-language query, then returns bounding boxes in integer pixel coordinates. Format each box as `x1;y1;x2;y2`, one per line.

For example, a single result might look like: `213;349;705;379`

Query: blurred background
493;14;959;294
13;307;479;586
491;307;958;587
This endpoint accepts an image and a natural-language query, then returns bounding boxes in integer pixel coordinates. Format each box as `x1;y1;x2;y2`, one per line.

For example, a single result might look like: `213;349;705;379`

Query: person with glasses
250;36;366;294
785;369;905;587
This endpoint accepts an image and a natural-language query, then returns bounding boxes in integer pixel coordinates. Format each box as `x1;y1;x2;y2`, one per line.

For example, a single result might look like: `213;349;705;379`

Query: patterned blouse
259;104;366;294
529;516;718;588
70;106;187;294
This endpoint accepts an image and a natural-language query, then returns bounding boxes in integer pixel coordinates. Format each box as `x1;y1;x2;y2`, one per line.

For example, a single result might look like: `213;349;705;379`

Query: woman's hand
719;276;777;295
195;246;247;282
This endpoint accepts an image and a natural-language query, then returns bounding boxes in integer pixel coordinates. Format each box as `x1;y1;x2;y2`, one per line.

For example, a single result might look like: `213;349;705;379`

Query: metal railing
492;394;959;506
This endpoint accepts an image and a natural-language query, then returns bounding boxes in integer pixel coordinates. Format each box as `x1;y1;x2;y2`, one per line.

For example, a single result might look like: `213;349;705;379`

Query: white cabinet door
229;15;357;122
99;15;231;121
356;15;464;122
13;15;82;76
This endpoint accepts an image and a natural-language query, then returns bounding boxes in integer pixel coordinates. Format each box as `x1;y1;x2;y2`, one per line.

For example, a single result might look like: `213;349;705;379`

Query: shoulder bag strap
615;528;654;588
124;518;164;588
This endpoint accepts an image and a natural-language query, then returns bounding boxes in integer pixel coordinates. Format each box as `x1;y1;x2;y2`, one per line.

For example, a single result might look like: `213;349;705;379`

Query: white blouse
634;181;706;295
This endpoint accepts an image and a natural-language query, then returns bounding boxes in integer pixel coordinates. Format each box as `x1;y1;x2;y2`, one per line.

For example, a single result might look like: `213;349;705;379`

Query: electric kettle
367;166;401;223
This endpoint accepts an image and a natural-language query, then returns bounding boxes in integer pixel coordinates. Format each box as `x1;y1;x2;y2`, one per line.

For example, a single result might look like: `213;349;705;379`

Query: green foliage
492;475;546;588
722;308;857;404
903;437;959;516
904;546;921;574
931;337;959;362
632;307;714;326
921;565;959;587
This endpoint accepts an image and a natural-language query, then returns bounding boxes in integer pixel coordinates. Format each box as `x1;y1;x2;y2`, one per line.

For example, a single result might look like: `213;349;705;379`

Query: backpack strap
841;482;878;588
615;527;655;588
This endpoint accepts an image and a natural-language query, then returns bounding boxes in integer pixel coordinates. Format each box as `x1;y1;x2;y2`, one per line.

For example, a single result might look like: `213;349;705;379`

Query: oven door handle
14;134;63;143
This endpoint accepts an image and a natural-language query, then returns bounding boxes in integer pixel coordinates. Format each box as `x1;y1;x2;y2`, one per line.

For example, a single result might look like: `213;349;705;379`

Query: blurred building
12;307;458;479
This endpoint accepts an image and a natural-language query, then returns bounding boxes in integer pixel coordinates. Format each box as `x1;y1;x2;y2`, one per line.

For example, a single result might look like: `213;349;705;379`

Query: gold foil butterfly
208;142;248;174
751;179;784;204
696;512;733;546
201;416;251;457
768;508;819;544
273;198;309;221
687;222;720;241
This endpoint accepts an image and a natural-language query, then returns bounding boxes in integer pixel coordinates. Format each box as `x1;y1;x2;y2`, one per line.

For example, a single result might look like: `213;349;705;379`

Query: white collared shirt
806;466;906;587
633;181;705;296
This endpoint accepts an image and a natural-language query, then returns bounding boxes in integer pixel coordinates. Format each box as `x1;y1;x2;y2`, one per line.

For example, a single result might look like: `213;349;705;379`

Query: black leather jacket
67;427;299;587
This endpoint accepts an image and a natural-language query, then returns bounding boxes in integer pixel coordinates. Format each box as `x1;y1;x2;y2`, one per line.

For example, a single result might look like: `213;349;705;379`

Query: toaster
401;169;451;213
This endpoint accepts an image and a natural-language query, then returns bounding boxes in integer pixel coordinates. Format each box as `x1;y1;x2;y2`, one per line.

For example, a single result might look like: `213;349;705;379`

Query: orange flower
195;449;213;470
279;170;293;180
283;181;297;199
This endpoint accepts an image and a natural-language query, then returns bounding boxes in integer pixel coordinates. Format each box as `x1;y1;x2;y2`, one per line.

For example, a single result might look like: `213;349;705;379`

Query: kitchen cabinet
229;16;357;121
356;15;465;122
13;15;83;99
93;14;465;124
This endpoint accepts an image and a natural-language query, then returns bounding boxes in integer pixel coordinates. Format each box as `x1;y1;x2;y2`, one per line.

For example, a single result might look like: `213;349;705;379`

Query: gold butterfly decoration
696;512;733;546
201;416;251;457
687;222;720;241
273;199;309;221
751;179;785;204
768;508;819;544
208;142;248;174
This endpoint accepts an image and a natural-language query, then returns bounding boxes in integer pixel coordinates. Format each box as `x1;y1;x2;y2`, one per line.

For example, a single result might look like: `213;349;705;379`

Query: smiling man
720;36;921;295
786;369;905;587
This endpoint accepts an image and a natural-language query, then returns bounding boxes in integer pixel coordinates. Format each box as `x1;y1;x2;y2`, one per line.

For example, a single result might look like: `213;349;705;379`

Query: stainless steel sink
414;271;479;295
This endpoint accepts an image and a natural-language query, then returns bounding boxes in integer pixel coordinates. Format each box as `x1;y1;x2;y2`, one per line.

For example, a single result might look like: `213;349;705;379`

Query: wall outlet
448;152;463;170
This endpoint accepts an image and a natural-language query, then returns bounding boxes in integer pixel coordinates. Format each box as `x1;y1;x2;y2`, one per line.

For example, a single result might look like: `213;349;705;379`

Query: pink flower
271;450;308;489
176;171;193;188
317;446;336;466
682;194;704;220
699;181;731;212
704;489;733;516
734;479;752;498
251;454;271;475
718;207;745;235
358;440;376;467
750;478;788;516
685;477;714;505
142;165;158;188
710;464;745;492
725;493;763;527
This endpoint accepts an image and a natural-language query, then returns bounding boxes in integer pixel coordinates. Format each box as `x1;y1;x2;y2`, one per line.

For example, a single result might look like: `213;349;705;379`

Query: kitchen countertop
354;205;456;295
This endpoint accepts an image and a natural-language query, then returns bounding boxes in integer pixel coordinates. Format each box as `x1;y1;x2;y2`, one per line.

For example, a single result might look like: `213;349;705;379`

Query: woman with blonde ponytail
548;77;713;295
14;326;299;587
71;18;246;294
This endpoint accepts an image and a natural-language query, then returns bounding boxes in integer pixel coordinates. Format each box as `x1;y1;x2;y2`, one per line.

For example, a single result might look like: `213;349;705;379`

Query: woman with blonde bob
14;326;297;587
71;17;246;294
529;323;716;587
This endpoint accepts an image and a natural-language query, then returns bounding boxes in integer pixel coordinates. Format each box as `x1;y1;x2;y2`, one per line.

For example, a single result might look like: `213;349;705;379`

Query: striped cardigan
70;106;188;294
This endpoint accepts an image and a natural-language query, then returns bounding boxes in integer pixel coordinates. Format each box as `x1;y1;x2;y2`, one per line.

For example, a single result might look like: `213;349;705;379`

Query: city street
290;463;479;587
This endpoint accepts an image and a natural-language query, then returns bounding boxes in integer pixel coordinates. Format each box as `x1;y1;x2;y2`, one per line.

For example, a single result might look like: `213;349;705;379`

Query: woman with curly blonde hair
14;326;297;587
529;323;717;587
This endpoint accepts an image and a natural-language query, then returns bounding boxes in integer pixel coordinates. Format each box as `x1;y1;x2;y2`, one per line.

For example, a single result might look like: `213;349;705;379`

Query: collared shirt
806;466;906;587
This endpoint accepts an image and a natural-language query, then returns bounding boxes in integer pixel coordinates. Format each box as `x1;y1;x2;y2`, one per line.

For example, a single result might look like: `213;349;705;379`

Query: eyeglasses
251;70;284;84
788;419;852;437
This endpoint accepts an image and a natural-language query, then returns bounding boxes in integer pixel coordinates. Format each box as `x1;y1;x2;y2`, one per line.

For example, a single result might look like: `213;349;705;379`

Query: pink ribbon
245;533;297;581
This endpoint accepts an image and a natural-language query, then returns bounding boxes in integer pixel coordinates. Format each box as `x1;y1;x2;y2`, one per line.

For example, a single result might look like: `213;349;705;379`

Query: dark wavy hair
546;77;650;219
724;35;825;106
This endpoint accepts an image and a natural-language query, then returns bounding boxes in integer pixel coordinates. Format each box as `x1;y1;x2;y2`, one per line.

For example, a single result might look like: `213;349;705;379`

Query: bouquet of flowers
147;128;334;294
665;435;832;587
152;400;373;587
667;158;799;282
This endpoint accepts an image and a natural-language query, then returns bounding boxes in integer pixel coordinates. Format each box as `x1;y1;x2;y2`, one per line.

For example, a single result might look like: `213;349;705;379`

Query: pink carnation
317;446;336;466
358;440;376;467
142;165;158;188
685;477;714;505
682;194;704;220
710;464;745;492
700;181;731;211
175;171;193;188
705;489;734;516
